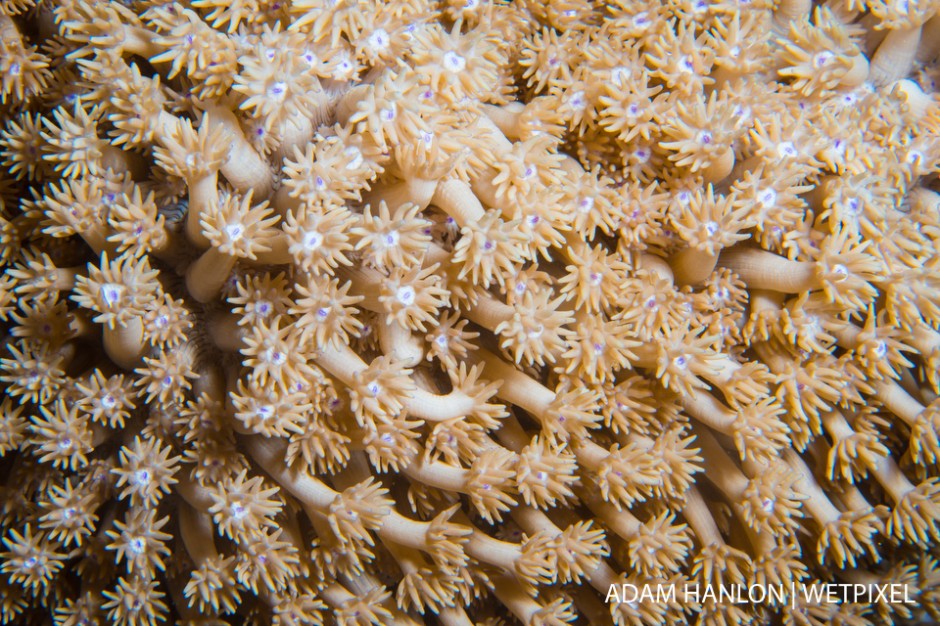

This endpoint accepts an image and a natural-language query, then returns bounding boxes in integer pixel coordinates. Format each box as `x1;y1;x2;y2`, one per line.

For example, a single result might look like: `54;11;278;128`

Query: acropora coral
2;0;940;625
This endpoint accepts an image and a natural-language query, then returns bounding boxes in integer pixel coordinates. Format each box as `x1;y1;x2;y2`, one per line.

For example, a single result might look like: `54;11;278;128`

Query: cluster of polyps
3;0;940;625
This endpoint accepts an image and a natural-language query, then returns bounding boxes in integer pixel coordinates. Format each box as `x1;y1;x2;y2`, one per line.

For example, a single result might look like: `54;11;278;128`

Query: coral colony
3;0;940;624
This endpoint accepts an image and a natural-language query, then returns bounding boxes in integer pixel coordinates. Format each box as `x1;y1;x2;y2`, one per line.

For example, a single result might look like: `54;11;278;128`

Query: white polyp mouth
255;300;272;317
831;264;849;281
333;58;355;80
704;221;719;236
673;355;688;369
804;315;820;336
132;471;151;490
256;405;274;422
759;189;777;208
381;103;396;121
128;537;146;554
225;223;245;241
761;497;775;514
303;231;322;250
344;146;364;170
777;142;797;158
611;66;630;87
813;52;833;69
368;29;390;52
268;81;287;100
578;196;595;213
874;340;888;358
268;350;286;365
100;283;124;307
101;394;117;409
567;91;586;111
396;285;416;305
443;51;466;72
383;230;400;246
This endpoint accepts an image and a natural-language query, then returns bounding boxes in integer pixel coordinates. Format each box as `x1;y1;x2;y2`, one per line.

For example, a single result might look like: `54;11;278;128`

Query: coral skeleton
2;1;940;625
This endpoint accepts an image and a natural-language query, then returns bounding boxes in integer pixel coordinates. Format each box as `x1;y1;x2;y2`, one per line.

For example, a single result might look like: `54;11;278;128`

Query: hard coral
3;1;940;626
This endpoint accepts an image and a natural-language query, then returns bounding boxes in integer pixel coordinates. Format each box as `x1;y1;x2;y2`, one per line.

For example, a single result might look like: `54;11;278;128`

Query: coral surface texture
2;0;940;625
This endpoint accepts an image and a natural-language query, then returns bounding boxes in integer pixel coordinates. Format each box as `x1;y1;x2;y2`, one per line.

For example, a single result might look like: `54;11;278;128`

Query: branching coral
3;2;940;626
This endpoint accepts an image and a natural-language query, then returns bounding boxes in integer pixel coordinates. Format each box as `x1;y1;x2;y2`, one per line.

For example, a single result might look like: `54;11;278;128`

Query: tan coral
3;2;940;625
